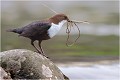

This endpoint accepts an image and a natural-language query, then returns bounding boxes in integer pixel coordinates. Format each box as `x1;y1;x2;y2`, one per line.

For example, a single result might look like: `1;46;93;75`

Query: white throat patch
48;20;67;38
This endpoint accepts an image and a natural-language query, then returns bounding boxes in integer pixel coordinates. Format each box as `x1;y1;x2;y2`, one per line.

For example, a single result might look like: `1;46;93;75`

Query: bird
7;14;70;57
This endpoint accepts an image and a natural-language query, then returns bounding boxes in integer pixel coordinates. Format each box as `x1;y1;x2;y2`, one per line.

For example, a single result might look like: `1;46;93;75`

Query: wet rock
0;49;69;79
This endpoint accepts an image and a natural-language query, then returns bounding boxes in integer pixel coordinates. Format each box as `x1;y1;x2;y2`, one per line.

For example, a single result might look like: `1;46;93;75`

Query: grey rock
0;49;69;79
0;67;12;80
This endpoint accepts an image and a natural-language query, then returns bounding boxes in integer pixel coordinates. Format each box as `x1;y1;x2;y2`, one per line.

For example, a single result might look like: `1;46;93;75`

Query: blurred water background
1;1;119;80
58;61;119;80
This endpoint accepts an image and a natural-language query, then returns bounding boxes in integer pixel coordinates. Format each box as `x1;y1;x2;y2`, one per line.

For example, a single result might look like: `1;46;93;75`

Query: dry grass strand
66;20;89;47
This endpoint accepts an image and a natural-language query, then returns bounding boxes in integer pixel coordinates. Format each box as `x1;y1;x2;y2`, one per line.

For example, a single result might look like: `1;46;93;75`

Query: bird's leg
31;40;42;54
38;41;48;58
38;41;44;54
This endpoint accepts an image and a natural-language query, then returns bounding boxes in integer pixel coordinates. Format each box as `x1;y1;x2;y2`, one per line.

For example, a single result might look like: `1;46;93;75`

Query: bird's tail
6;28;22;34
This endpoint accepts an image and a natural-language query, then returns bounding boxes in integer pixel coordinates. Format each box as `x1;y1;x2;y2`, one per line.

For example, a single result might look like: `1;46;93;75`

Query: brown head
49;14;70;24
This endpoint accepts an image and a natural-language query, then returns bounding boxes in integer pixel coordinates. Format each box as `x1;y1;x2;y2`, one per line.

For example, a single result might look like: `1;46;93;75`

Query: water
58;63;119;80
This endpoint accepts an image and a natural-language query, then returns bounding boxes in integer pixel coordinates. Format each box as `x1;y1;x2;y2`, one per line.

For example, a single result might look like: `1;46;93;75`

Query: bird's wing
20;21;51;37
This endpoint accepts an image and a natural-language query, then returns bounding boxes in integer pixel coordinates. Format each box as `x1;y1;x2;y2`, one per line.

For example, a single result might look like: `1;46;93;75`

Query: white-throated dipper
7;14;70;57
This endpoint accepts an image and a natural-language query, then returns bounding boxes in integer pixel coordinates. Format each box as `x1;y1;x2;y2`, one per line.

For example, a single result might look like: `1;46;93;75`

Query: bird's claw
43;55;50;59
35;51;50;59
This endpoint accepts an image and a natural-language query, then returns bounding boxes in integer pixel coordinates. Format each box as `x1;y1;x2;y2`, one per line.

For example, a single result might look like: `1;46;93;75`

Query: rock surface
0;67;12;80
0;49;69;79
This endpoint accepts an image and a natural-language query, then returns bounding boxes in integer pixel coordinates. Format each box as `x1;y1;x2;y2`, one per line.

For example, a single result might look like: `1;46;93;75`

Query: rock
0;67;12;80
0;49;69;79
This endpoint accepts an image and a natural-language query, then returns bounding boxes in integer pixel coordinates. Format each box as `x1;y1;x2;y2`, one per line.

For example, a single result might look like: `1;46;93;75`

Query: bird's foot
35;51;50;59
43;55;50;59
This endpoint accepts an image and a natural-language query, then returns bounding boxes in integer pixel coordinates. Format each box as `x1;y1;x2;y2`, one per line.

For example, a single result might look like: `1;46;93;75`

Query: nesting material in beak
66;19;89;47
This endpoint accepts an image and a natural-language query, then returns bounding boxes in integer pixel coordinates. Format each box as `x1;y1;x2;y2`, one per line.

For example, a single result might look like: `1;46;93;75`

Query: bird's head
49;13;89;46
49;13;70;24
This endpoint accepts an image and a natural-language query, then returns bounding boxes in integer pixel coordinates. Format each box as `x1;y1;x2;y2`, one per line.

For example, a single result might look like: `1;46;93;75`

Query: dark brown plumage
7;14;70;57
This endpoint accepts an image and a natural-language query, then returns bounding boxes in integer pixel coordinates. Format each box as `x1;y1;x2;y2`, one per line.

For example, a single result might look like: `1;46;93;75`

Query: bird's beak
67;20;73;23
67;19;71;22
67;18;73;23
65;17;70;22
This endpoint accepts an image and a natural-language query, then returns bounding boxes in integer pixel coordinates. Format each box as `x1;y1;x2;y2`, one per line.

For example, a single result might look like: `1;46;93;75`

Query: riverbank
52;56;119;63
56;60;119;67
